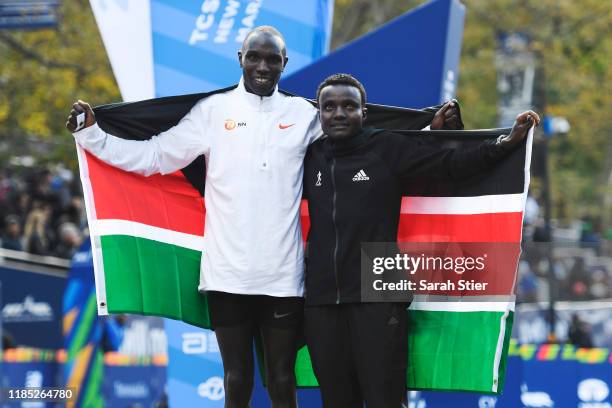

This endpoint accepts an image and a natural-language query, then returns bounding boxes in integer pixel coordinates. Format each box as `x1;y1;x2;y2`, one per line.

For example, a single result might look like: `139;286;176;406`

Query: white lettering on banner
183;332;207;354
114;381;150;398
23;371;44;408
190;0;265;46
198;376;225;400
214;0;240;43
478;396;497;408
2;296;53;322
182;332;220;354
189;0;221;45
578;379;612;408
235;0;263;43
407;391;426;408
520;384;554;408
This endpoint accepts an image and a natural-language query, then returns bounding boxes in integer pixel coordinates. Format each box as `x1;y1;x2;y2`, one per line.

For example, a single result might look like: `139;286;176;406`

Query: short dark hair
316;73;367;106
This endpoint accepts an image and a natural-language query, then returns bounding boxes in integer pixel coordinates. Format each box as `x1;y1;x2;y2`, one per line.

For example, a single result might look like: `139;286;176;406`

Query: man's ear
362;107;368;121
283;56;289;70
237;51;243;68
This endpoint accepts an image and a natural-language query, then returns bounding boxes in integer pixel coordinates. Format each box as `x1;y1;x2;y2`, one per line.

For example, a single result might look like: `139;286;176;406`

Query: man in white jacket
67;26;318;408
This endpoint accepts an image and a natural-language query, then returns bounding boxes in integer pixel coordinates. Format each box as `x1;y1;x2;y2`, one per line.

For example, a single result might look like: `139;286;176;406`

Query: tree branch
0;32;89;75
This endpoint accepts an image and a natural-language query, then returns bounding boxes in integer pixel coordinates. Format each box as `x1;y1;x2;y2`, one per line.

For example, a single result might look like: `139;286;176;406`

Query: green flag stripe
99;235;512;392
406;309;514;392
100;235;210;328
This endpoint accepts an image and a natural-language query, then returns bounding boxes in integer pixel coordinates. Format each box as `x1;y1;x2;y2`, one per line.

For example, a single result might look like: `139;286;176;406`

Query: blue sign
281;0;466;107
408;357;612;408
0;0;59;30
165;319;225;406
0;265;65;349
103;364;166;407
150;0;334;96
0;361;60;408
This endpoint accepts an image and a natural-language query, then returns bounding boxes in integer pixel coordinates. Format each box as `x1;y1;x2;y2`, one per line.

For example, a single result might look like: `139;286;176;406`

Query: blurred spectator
566;257;590;301
568;313;593;348
523;195;540;226
0;165;89;259
23;201;54;255
53;222;82;259
517;259;539;303
1;215;23;251
589;266;610;299
581;217;602;254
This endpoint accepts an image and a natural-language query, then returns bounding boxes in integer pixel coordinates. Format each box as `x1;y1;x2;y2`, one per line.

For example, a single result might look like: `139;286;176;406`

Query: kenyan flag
75;89;530;393
396;130;531;393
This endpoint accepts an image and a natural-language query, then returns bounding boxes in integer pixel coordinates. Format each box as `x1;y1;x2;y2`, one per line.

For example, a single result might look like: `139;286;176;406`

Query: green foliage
0;0;120;167
333;0;612;223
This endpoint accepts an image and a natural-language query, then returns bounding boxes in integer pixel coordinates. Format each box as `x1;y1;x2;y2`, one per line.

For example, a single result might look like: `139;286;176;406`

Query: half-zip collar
237;77;283;112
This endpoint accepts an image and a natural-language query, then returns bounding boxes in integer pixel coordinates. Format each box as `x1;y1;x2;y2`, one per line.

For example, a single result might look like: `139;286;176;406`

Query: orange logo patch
278;123;295;130
224;119;236;131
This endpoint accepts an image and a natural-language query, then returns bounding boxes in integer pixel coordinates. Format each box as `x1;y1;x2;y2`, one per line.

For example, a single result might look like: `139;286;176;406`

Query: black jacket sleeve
379;131;511;181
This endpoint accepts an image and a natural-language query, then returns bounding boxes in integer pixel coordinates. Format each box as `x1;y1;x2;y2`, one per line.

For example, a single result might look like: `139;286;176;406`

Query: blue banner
165;320;225;406
0;265;65;349
0;360;60;408
151;0;334;96
409;357;612;408
102;364;166;407
281;0;465;107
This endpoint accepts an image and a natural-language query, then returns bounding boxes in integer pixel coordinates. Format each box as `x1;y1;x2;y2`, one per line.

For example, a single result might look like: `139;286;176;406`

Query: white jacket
74;78;322;297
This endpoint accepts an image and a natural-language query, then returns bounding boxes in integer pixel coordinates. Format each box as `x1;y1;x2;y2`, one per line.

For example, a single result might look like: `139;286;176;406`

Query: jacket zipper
330;156;340;304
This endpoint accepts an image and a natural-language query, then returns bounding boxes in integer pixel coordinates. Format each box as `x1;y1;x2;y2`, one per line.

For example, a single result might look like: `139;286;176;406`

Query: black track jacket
303;127;511;306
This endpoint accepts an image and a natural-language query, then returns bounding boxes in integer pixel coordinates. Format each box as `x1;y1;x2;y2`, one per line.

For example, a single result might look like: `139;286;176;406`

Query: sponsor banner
281;0;465;107
410;355;612;408
88;0;154;101
164;319;225;406
102;364;166;407
0;360;60;408
0;265;65;349
0;0;59;30
150;0;334;96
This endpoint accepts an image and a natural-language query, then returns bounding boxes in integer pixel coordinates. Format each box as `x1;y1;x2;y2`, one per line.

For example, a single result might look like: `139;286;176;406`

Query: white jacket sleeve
73;102;209;176
305;105;324;145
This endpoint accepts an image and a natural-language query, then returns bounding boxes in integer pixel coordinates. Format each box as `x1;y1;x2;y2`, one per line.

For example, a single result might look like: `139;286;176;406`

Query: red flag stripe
300;201;523;243
86;152;205;236
397;212;524;243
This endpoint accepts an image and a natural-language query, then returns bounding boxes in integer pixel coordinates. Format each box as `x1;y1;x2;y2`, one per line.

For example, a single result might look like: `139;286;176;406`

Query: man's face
318;84;366;140
238;33;287;96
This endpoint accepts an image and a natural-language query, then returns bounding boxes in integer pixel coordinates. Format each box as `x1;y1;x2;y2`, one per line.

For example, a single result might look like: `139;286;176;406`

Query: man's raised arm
387;110;540;181
66;100;208;176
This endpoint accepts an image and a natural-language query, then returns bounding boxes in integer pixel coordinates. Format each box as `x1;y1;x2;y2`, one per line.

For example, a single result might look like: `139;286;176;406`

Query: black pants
207;291;303;408
304;303;408;408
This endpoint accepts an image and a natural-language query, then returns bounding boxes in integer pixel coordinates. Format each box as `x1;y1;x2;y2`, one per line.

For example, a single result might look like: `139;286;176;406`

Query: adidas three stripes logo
352;169;370;181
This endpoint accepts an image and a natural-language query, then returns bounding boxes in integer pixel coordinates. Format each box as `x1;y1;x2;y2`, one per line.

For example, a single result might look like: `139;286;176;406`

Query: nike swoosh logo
278;123;295;130
274;311;293;319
